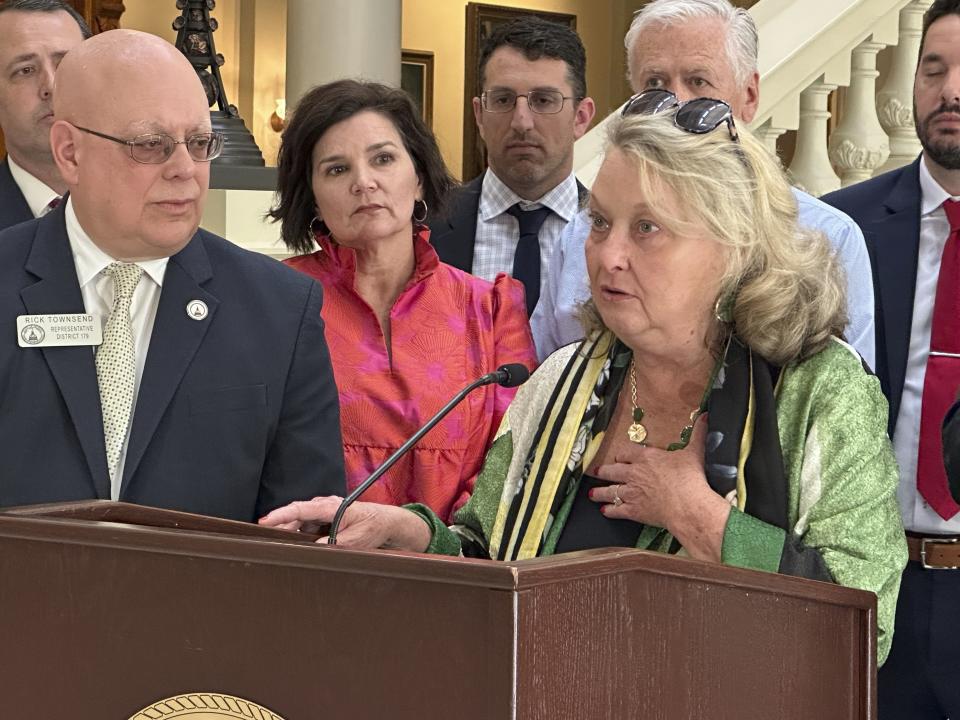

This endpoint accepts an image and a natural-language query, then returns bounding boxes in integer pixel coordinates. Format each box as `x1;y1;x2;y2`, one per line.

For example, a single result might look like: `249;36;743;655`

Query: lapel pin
186;300;208;321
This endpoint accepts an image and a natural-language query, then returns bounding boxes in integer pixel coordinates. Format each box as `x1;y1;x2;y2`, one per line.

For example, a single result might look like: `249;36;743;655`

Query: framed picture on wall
66;0;125;34
461;3;576;182
401;50;435;127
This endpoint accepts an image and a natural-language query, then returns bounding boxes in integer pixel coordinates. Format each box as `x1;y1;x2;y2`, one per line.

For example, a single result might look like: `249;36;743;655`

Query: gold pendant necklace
627;360;649;443
627;359;702;449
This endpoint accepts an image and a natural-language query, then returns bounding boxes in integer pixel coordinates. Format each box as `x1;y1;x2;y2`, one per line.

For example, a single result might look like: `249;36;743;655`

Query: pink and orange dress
285;226;538;522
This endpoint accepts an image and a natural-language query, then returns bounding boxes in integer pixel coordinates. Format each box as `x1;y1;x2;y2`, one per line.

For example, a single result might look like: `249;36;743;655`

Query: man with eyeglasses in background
0;0;90;230
531;0;875;369
0;29;345;521
430;17;596;316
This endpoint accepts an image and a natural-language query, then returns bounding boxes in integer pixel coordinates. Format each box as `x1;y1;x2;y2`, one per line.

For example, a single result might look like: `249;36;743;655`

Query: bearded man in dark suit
822;2;960;716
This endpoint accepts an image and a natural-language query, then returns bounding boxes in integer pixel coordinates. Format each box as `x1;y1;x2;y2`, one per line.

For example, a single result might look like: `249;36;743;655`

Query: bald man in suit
0;29;345;520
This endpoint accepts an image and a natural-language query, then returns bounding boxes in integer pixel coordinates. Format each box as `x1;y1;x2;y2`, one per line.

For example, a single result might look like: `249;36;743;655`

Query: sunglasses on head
621;89;739;142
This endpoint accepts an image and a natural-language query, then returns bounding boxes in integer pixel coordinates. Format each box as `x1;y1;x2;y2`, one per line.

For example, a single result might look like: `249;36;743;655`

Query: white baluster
829;40;890;186
876;0;934;173
753;119;789;160
789;81;840;197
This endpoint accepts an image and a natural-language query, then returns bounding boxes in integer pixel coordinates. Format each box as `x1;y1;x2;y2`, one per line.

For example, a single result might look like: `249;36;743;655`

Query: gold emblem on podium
128;693;286;720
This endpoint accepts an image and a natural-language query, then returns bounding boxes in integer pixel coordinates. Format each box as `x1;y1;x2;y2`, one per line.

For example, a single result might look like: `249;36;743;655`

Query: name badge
17;314;103;348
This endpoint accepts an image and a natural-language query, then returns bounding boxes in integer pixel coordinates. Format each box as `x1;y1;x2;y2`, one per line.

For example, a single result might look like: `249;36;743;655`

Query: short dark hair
919;0;960;62
477;17;587;101
270;79;456;255
0;0;93;39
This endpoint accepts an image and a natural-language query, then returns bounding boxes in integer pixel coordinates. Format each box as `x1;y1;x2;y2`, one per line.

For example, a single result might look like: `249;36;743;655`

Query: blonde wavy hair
582;112;847;366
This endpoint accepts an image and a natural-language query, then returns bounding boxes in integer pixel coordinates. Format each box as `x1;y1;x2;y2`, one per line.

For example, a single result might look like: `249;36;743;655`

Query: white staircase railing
573;0;933;196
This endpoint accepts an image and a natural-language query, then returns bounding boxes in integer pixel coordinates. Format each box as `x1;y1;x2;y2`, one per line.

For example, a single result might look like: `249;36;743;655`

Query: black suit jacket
0;158;33;232
429;175;484;272
0;203;345;520
822;158;922;436
429;173;588;273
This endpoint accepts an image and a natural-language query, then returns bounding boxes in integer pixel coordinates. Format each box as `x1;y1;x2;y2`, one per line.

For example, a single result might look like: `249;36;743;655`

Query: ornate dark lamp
173;0;264;167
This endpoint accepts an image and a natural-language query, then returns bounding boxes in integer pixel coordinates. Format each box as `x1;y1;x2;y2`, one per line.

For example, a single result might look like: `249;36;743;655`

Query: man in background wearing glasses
430;17;596;317
531;0;874;369
0;29;345;521
0;0;89;231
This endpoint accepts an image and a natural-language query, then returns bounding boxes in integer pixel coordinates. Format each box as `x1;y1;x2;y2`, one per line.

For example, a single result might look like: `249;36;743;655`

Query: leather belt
907;533;960;569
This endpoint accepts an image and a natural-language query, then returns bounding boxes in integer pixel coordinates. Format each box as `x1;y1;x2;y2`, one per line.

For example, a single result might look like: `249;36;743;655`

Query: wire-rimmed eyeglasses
621;89;739;142
72;124;225;164
481;89;582;115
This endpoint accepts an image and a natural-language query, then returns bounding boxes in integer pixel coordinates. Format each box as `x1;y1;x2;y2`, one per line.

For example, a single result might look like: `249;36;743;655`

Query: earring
714;293;734;323
309;215;330;239
413;199;428;224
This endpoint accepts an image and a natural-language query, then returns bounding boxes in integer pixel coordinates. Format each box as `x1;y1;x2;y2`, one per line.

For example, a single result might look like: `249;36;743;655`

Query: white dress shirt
7;156;60;217
893;156;960;533
65;198;169;499
471;168;580;290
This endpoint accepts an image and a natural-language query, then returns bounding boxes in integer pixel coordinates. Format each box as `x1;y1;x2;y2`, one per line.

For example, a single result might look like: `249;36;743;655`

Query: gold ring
613;488;623;507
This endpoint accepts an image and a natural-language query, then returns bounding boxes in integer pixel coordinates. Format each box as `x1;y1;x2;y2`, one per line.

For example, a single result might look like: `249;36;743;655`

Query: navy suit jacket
0;159;33;232
0;203;345;520
822;158;922;436
429;174;588;273
429;175;484;272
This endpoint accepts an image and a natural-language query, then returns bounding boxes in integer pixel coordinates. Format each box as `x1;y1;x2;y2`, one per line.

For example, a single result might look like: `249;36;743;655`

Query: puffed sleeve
487;272;539;422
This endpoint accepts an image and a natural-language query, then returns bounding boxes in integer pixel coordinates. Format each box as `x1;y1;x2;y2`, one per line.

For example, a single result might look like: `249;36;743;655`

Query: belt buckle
921;537;960;570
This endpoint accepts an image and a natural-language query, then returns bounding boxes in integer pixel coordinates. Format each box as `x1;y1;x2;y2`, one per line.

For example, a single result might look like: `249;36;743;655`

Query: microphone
328;363;530;545
486;362;528;388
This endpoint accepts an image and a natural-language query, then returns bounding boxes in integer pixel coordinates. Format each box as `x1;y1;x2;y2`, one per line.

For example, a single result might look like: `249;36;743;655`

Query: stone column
285;0;401;110
789;81;841;197
876;0;934;173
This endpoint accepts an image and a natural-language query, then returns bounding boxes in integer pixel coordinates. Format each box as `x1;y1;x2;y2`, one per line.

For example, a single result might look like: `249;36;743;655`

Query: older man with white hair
531;0;875;368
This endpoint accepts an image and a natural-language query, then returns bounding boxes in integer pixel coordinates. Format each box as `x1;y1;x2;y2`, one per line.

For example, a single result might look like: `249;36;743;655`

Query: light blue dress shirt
530;187;876;368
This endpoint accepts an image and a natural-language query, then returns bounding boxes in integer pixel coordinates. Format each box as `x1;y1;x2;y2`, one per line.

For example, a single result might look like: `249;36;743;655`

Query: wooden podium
0;501;875;719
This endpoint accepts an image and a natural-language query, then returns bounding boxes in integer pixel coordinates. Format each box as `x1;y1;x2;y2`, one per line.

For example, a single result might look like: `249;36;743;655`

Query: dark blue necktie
505;203;551;316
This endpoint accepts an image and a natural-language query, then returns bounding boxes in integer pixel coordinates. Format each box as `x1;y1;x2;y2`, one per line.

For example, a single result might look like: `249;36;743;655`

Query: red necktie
917;198;960;520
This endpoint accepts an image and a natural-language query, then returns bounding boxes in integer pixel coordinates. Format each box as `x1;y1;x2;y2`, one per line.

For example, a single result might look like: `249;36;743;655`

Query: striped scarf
488;331;789;561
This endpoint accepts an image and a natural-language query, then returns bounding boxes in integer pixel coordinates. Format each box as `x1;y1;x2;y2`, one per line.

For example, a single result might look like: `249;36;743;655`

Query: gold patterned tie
96;262;143;487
